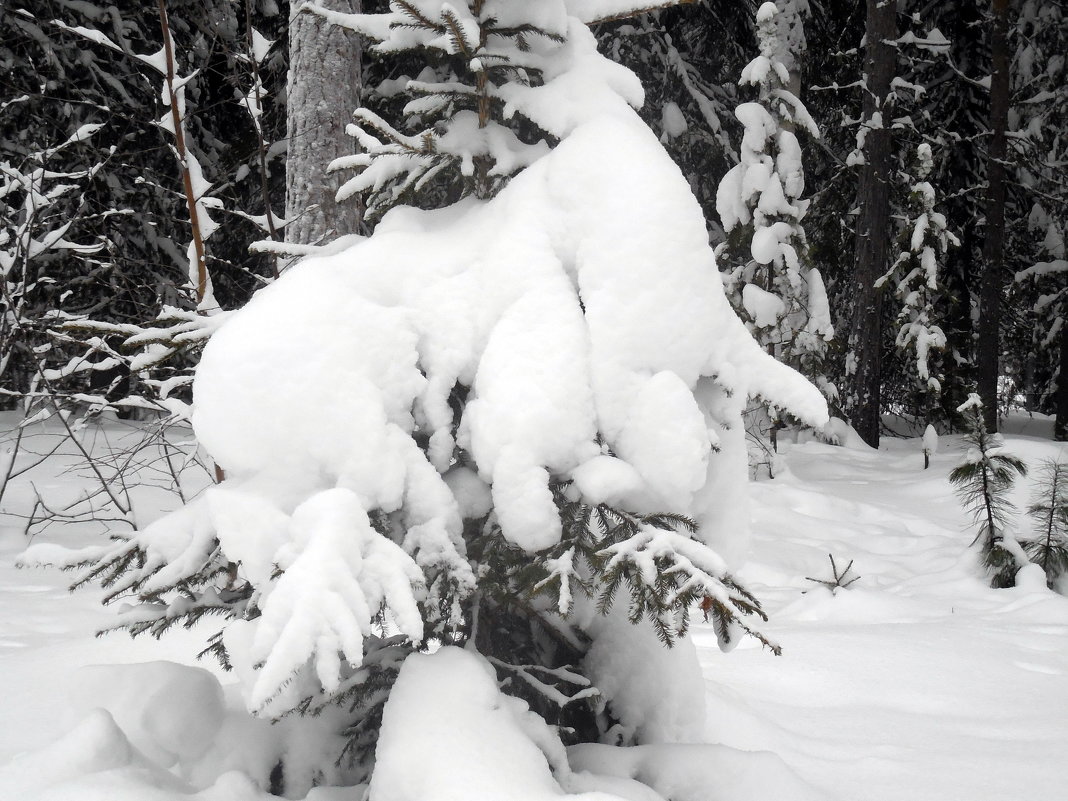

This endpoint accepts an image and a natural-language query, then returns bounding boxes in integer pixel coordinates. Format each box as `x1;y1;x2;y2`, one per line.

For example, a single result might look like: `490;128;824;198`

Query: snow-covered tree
28;1;828;794
1014;217;1068;436
309;0;573;217
876;143;959;424
716;2;834;402
1005;0;1068;435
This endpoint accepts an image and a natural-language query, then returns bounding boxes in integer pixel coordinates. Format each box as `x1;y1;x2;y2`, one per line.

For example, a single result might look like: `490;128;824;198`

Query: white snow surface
4;415;1068;800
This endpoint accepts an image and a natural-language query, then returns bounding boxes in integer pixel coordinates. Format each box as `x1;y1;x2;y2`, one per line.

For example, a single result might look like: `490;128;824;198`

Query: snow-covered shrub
949;394;1028;588
922;423;938;470
26;0;828;793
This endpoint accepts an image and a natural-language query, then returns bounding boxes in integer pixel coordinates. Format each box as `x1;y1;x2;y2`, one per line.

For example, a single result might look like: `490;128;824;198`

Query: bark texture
844;0;897;448
285;0;363;246
976;0;1011;430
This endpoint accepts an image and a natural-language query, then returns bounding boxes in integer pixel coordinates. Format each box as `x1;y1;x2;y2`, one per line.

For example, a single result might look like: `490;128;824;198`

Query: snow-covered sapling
1023;459;1068;591
949;394;1028;588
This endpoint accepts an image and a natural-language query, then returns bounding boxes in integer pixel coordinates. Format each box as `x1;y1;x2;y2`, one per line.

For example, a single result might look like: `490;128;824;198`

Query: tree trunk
844;0;897;448
285;0;363;246
976;0;1011;430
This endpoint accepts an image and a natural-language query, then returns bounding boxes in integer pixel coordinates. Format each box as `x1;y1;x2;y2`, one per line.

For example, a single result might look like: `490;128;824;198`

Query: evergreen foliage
877;144;959;425
1023;459;1068;591
466;478;774;741
307;0;572;217
0;0;286;416
597;1;756;231
949;394;1028;588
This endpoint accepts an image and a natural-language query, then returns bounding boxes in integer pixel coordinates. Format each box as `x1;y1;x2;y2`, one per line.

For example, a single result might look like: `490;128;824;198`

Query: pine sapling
949;394;1028;588
1023;459;1068;591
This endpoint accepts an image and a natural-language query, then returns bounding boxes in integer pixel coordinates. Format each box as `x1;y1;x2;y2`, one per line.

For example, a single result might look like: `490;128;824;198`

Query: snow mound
578;602;707;743
369;645;817;801
370;646;601;801
568;742;828;801
67;661;226;768
0;709;141;797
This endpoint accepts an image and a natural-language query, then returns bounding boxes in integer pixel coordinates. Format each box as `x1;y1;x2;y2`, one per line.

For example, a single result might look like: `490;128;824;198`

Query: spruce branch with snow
949;394;1028;588
18;1;291;433
304;0;571;217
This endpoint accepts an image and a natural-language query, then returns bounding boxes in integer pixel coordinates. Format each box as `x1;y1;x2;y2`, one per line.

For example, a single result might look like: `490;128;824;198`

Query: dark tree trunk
976;0;1011;430
845;0;897;448
285;0;363;246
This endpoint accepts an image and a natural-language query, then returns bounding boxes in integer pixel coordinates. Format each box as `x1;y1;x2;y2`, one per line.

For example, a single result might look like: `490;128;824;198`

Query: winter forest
1;0;1067;799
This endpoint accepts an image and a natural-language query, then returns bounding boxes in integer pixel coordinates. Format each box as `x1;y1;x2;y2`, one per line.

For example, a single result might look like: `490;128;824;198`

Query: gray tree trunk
976;0;1011;430
285;0;363;246
844;0;897;448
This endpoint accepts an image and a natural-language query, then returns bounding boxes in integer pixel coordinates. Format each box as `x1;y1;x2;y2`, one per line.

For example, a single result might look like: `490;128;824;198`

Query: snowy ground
1;413;1066;800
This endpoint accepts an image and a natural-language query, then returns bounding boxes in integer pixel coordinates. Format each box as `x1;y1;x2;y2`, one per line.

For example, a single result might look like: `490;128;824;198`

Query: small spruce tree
949;394;1028;588
1023;459;1068;591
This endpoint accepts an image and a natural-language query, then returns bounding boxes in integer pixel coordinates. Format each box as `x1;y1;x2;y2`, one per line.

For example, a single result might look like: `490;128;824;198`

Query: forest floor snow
0;413;1066;800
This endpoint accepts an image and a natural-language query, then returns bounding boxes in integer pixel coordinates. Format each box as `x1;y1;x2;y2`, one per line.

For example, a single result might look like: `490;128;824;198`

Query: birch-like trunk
285;0;363;246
